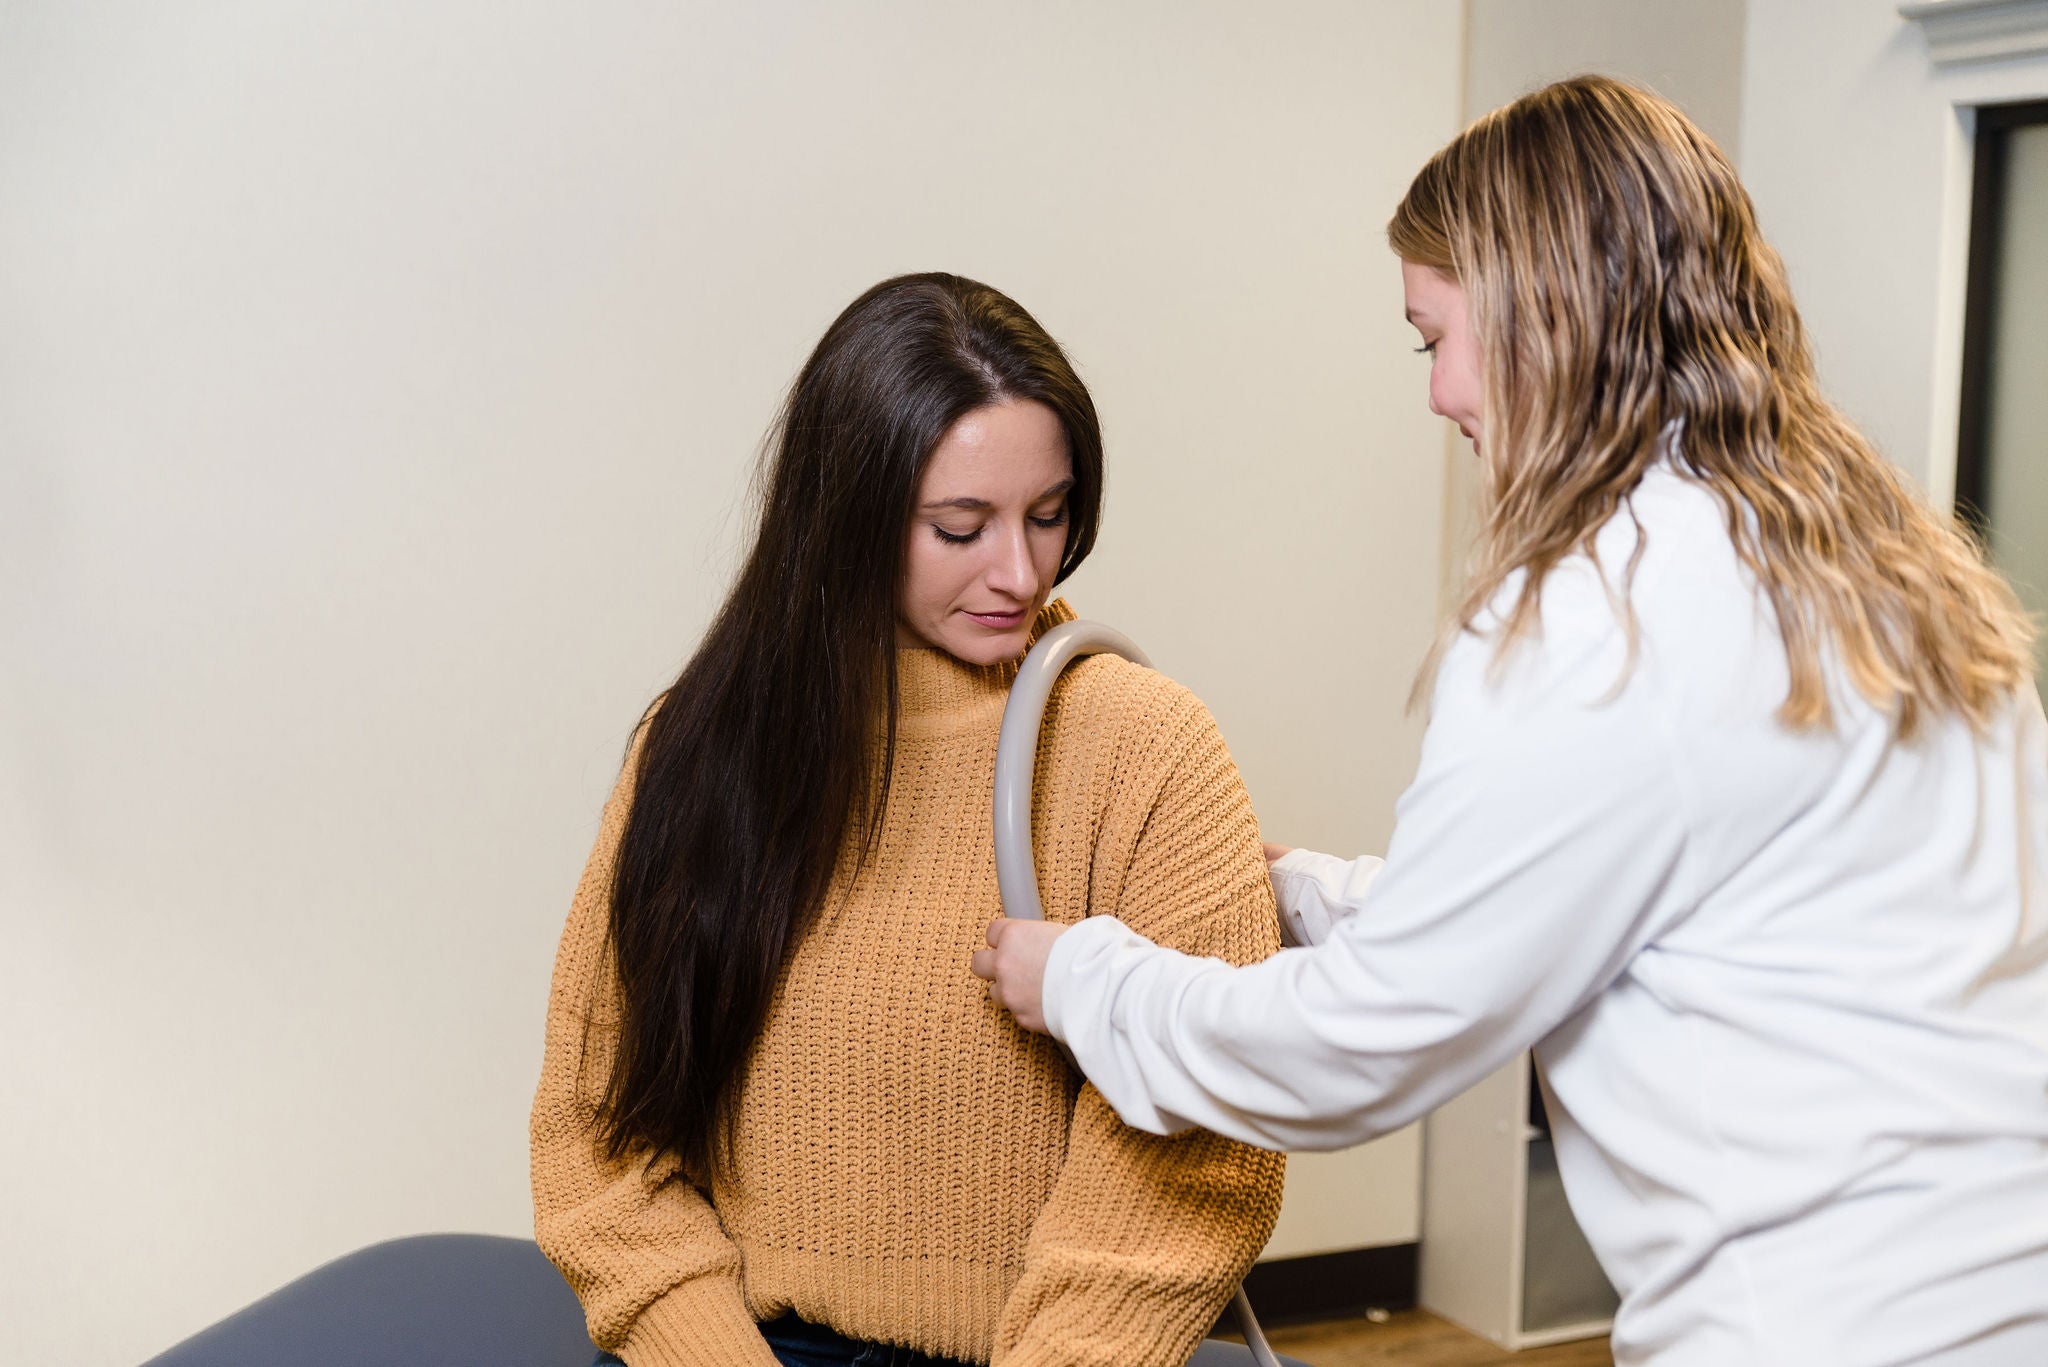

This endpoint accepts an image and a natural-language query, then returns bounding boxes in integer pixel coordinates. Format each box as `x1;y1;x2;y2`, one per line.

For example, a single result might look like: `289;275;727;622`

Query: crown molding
1900;0;2048;68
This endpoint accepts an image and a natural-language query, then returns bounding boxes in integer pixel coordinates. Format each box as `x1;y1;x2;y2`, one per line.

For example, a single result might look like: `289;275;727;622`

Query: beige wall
0;4;1460;1362
1466;0;1749;154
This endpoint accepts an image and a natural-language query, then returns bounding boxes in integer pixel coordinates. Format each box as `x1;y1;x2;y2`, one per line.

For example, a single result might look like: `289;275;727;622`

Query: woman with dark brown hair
531;273;1285;1367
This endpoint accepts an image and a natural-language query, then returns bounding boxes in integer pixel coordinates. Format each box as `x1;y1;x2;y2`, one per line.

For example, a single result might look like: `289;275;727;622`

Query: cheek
1428;367;1463;422
903;534;988;615
898;535;942;615
1450;348;1482;417
1032;526;1066;584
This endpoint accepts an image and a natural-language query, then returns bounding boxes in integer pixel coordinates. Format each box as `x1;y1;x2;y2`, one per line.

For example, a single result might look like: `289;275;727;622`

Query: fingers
972;920;1007;984
969;946;1008;1011
972;917;1048;1032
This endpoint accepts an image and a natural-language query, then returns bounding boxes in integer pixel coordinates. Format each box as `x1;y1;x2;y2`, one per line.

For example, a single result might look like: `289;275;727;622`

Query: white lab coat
1040;455;2048;1365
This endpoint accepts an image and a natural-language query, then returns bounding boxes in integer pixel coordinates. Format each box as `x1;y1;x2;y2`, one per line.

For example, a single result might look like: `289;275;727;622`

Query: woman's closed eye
931;508;1067;545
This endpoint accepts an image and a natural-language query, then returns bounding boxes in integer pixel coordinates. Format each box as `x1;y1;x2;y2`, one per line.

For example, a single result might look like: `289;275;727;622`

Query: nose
984;519;1038;603
1426;382;1445;419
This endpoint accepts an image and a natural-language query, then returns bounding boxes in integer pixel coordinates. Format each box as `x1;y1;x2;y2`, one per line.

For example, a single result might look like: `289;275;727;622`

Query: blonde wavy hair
1389;75;2032;738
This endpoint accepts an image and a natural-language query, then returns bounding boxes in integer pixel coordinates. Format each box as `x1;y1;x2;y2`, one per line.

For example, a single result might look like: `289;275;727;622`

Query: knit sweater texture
530;600;1286;1367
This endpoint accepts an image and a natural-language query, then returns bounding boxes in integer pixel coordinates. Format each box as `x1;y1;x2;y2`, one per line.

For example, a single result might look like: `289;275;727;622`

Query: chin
942;627;1030;667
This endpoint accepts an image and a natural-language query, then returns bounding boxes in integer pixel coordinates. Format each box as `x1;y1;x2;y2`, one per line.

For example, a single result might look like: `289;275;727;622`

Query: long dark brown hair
600;273;1103;1180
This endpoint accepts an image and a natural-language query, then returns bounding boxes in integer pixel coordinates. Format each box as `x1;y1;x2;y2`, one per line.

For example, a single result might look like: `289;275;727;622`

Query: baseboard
1230;1242;1419;1329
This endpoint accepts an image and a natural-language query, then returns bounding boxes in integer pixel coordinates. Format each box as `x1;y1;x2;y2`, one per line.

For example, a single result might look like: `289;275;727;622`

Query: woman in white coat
973;77;2048;1366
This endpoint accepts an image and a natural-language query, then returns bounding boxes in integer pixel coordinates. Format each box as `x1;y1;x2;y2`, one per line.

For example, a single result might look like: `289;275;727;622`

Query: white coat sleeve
1268;848;1386;947
1040;624;1701;1151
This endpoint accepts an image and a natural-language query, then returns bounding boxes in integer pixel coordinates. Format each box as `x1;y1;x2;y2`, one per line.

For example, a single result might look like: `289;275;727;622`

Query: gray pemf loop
992;620;1152;923
990;619;1283;1367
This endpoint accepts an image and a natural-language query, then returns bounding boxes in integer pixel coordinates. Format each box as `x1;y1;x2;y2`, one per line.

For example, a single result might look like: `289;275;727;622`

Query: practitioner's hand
1262;842;1294;864
970;917;1067;1034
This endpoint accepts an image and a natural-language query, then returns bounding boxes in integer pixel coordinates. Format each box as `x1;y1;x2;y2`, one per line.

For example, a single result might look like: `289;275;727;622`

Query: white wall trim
1900;0;2048;69
1926;105;1977;511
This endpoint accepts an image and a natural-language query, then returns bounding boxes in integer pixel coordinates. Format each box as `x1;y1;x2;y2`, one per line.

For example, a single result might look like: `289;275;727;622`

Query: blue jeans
594;1312;975;1366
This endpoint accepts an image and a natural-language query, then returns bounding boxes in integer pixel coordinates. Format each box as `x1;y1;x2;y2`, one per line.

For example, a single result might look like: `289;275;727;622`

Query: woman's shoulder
1443;468;1778;747
1053;650;1207;728
1042;653;1225;809
1026;600;1209;728
1027;605;1228;791
1470;468;1752;653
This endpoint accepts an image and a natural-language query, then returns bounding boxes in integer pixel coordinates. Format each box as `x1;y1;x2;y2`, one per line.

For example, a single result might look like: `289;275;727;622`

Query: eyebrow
920;477;1074;512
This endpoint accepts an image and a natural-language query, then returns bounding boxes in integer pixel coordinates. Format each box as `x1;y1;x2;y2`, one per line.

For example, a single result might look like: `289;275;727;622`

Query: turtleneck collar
893;598;1077;722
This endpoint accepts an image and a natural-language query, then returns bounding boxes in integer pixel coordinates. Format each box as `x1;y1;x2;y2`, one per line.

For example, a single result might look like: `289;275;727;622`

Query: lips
965;608;1029;630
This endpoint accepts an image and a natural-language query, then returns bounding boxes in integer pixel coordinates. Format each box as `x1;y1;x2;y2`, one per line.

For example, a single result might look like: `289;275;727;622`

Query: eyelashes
1414;343;1437;356
932;509;1068;546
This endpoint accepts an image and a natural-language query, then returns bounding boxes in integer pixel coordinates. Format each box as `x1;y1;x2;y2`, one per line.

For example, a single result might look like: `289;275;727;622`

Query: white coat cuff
1041;914;1130;1047
1269;848;1383;946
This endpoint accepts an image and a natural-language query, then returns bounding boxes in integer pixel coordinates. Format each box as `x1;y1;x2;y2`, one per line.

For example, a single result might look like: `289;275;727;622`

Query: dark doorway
1956;100;2048;689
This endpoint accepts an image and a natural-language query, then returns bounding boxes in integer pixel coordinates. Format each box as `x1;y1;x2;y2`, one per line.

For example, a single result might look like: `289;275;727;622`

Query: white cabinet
1419;1054;1617;1349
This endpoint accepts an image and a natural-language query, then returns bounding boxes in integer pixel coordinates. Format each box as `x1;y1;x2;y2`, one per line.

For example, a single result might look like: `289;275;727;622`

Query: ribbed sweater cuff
995;1277;1231;1367
618;1275;780;1367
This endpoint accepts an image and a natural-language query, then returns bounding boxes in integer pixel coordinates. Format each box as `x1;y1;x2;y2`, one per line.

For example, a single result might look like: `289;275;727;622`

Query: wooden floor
1250;1309;1612;1366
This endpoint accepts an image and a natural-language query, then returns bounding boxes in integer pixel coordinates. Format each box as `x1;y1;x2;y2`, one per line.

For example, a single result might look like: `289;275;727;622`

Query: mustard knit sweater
530;601;1286;1367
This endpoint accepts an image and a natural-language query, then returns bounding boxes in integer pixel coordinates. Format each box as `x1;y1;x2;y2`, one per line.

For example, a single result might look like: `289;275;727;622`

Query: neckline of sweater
891;597;1077;724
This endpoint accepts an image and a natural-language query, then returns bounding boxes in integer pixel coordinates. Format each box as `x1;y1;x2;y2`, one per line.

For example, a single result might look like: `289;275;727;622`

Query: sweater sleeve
992;696;1287;1367
529;744;781;1367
